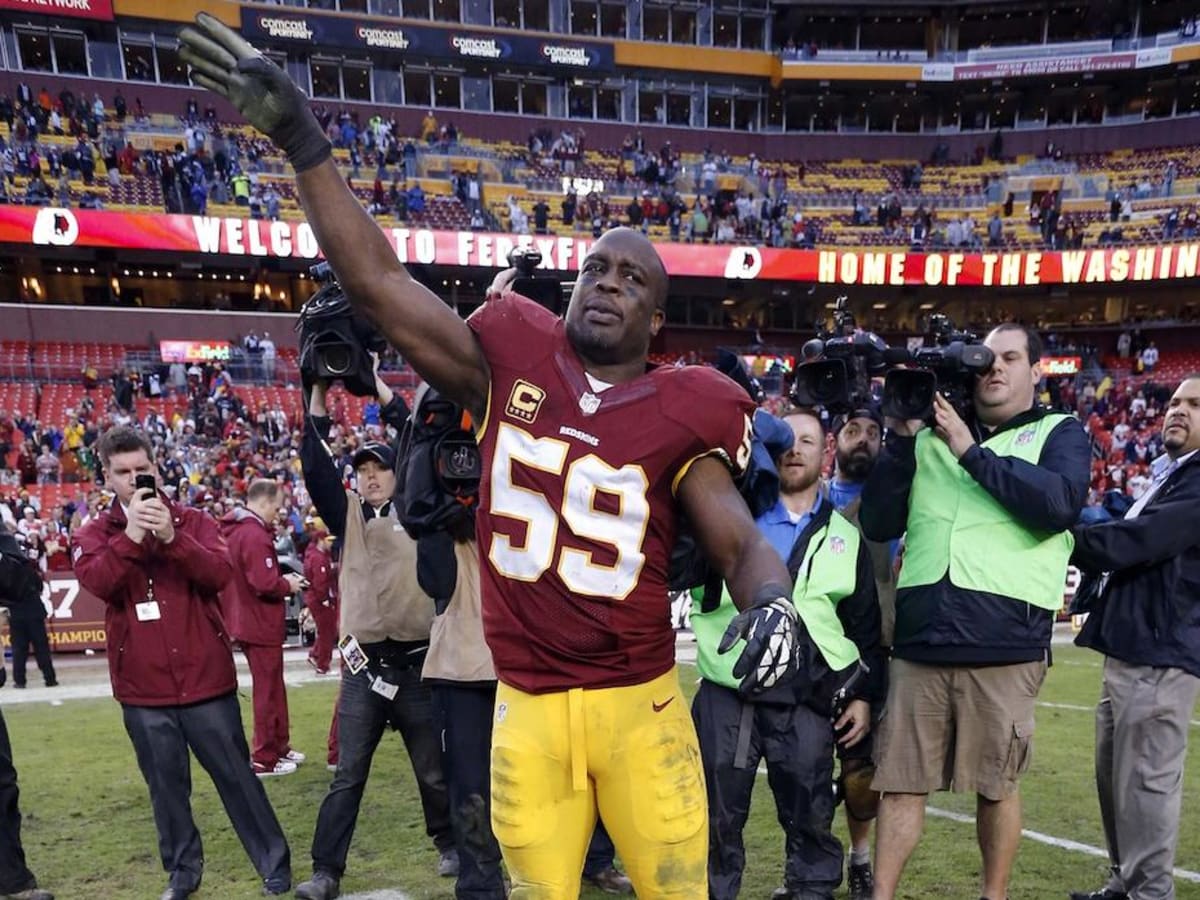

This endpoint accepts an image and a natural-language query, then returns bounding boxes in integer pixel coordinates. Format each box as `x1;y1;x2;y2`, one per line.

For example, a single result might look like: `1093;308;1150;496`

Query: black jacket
0;532;46;621
860;405;1090;665
1072;452;1200;677
299;393;410;539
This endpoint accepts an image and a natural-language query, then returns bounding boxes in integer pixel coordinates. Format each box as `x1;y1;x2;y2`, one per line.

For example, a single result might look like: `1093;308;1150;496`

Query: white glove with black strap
718;583;799;693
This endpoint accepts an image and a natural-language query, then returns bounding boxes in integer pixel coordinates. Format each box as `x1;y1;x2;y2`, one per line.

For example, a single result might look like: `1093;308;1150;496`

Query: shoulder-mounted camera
295;262;388;397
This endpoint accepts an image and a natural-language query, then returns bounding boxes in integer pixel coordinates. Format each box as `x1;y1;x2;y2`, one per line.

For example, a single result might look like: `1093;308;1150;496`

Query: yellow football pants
490;666;707;899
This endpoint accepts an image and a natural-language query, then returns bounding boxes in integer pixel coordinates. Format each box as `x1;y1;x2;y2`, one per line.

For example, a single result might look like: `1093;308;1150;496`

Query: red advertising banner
2;206;1198;288
0;0;114;21
0;573;107;653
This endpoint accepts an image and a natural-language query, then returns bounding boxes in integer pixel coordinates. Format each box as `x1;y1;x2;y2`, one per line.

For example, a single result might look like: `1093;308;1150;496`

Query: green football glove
178;12;331;173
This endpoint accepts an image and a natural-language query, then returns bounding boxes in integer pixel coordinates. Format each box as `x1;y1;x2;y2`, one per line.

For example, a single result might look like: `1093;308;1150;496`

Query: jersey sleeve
663;366;755;495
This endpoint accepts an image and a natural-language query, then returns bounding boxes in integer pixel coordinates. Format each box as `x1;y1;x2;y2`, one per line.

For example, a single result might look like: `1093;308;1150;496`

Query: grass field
3;645;1198;899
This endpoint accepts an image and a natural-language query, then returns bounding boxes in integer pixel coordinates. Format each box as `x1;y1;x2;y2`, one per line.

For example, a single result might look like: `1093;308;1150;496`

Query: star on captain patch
830;536;846;554
579;392;601;416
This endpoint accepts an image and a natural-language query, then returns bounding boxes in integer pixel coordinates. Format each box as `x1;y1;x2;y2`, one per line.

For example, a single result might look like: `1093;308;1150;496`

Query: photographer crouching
859;324;1090;900
297;363;454;900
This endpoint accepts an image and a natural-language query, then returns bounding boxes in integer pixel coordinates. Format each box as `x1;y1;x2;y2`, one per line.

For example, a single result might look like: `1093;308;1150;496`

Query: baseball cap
352;441;395;470
832;404;884;434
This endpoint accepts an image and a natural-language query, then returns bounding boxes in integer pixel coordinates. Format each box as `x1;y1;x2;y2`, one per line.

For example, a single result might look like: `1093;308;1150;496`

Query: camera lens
319;344;353;376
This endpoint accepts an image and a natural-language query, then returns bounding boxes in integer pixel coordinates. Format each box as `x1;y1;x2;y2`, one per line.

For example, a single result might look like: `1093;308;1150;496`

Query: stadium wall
6;70;1198;161
0;304;300;347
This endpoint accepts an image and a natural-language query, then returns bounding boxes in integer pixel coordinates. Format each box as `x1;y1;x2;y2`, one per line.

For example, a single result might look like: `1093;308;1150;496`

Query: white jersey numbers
488;421;650;601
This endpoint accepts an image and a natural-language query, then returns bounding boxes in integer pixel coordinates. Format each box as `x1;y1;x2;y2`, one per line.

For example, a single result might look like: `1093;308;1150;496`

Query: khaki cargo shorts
871;658;1047;801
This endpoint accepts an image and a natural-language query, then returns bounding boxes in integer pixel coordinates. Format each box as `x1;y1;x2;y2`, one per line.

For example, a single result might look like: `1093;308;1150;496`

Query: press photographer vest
692;508;862;691
421;538;497;683
338;489;434;643
899;413;1073;610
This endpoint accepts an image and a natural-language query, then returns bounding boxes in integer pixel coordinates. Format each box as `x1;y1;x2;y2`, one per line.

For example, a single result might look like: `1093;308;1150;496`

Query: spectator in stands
1141;342;1159;373
34;447;59;485
406;182;425;216
861;324;1090;900
507;196;529;234
532;197;550;234
73;426;292;898
420;110;438;144
1069;375;1200;900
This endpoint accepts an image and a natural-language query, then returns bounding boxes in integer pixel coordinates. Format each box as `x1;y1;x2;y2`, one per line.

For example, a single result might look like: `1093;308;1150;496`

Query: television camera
790;298;994;422
295;261;389;397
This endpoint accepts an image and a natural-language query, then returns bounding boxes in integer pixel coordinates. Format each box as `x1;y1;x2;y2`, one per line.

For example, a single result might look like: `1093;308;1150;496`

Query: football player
179;17;805;898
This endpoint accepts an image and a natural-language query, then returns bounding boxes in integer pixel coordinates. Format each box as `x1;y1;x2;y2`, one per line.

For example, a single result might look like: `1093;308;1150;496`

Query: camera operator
825;405;894;900
860;324;1090;900
0;530;54;900
4;534;56;690
296;365;454;900
71;426;291;899
1068;374;1200;900
692;407;884;900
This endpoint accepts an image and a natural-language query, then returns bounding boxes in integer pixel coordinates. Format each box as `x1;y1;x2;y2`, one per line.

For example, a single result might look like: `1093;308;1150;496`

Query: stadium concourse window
433;0;462;23
404;0;431;18
15;28;88;76
643;5;669;41
434;73;462;108
596;86;621;119
493;0;549;30
373;66;404;104
370;0;402;13
404;69;433;107
707;95;731;128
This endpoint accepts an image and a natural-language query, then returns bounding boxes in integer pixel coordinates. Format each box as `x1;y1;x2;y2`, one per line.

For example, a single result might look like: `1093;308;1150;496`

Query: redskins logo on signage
505;380;546;424
31;207;79;247
724;245;763;280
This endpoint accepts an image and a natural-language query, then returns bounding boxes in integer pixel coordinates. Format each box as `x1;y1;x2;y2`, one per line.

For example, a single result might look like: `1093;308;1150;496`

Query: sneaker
252;759;298;777
1;888;56;900
438;848;460;877
847;861;874;900
326;762;338;772
283;749;307;764
295;871;340;900
1069;891;1128;900
583;867;634;895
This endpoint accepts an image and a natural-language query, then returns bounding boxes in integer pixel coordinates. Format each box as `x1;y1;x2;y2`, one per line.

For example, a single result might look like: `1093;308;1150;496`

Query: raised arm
178;13;489;420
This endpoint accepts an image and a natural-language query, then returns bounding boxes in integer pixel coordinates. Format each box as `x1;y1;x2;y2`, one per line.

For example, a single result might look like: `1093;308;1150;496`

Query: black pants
8;617;55;688
692;680;841;900
122;693;291;893
432;682;506;900
311;665;453;878
0;707;37;895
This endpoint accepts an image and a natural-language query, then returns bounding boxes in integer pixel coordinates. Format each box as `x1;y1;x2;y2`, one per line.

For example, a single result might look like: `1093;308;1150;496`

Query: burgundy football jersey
467;292;754;692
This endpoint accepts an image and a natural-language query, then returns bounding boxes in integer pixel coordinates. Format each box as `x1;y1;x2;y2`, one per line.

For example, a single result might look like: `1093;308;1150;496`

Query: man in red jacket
220;479;307;777
72;426;291;900
302;519;338;675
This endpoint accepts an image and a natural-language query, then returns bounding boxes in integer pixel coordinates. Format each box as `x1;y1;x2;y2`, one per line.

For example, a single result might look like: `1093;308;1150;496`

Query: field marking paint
754;767;1200;882
1037;701;1200;729
925;807;1200;884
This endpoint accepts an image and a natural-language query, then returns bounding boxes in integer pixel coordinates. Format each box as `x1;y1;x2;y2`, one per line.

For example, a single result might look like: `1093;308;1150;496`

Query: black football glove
178;13;331;173
718;585;800;693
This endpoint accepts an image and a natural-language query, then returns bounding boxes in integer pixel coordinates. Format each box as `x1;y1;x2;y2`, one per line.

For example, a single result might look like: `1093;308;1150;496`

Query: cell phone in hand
135;474;156;496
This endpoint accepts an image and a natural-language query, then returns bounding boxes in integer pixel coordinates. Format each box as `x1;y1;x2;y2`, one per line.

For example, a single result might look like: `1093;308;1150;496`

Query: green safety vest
899;413;1073;610
692;506;863;691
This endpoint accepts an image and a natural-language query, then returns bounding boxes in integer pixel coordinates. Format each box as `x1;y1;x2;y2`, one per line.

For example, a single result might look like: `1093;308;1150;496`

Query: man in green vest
693;407;885;900
860;324;1091;900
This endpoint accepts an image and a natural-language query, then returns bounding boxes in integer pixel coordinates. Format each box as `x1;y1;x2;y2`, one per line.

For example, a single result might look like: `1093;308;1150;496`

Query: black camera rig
295;262;389;397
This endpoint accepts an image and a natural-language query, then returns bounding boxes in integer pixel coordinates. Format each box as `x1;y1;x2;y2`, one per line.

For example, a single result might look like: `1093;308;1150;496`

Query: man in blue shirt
693;407;884;900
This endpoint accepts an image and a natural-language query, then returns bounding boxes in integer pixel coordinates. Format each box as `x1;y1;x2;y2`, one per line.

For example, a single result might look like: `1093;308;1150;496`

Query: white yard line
924;806;1200;884
1037;700;1200;729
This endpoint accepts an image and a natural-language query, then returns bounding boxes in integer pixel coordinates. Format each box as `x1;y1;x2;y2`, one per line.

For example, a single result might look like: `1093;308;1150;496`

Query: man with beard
824;406;896;900
692;407;884;900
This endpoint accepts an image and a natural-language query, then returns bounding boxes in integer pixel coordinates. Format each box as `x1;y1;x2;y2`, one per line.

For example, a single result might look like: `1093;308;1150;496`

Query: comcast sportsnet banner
3;206;1199;287
0;0;114;21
